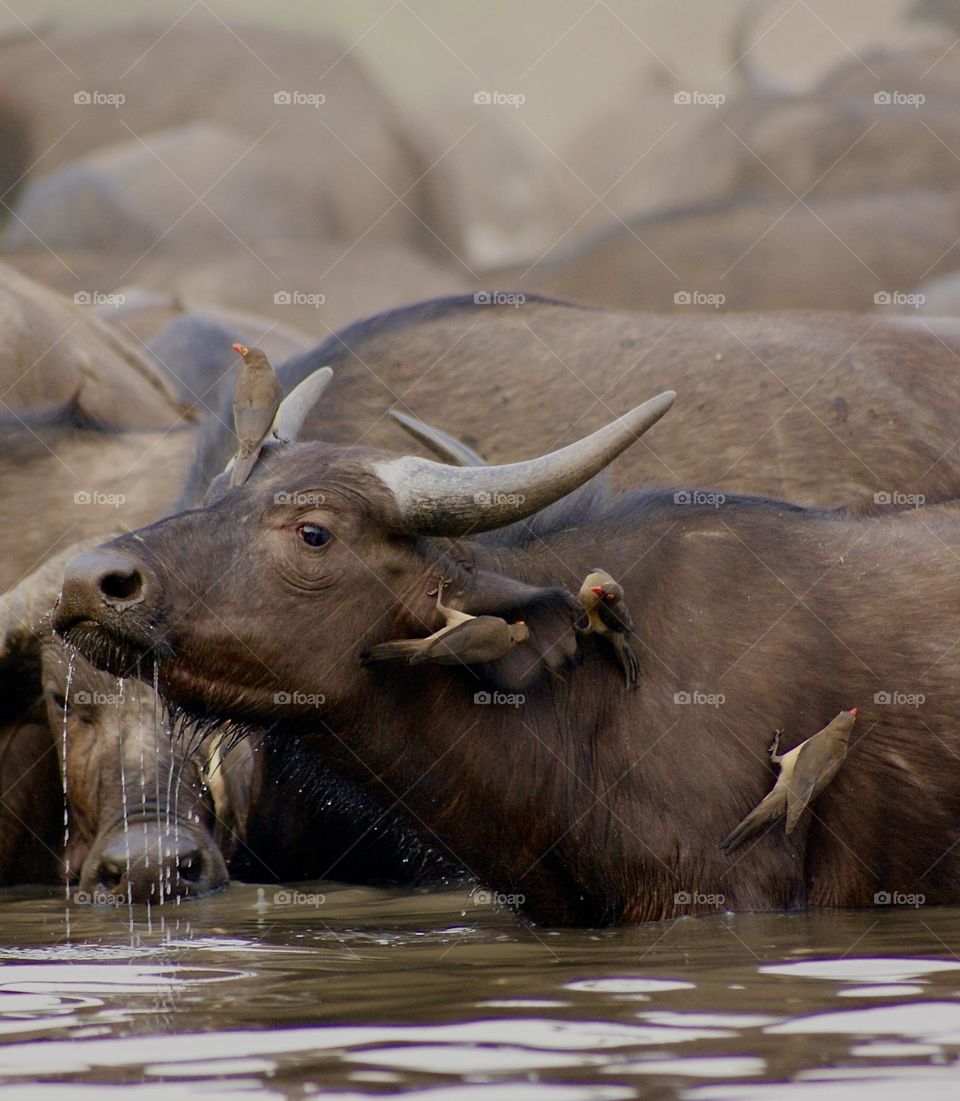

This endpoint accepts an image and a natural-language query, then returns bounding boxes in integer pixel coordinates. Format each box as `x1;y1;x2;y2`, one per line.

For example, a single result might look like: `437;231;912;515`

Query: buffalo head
54;372;674;726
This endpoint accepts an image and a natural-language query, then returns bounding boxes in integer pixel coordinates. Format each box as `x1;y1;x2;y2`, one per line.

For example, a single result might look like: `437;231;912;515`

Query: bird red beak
849;707;859;716
590;586;604;596
232;342;248;355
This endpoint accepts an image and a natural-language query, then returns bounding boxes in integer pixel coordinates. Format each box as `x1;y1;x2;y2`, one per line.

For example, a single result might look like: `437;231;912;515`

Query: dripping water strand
61;653;76;902
135;658;152;911
116;675;134;927
164;672;175;907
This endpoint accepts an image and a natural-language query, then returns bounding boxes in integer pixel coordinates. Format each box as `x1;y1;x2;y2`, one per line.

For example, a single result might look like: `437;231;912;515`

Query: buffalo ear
456;569;581;690
204;732;257;863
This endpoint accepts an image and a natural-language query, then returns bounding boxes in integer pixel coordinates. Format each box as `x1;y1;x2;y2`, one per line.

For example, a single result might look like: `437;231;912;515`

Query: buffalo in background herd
4;3;960;924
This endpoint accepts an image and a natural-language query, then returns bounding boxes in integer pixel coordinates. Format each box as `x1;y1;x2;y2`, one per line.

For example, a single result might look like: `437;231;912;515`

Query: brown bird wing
783;739;844;834
597;598;634;635
719;787;787;853
234;381;282;446
412;617;511;666
363;638;427;664
611;634;640;688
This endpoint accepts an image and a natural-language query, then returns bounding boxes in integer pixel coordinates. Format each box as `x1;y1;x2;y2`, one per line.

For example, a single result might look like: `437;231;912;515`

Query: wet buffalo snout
57;548;153;620
83;821;229;903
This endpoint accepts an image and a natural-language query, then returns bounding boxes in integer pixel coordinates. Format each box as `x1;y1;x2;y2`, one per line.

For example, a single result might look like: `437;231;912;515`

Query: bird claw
426;577;451;598
768;729;784;758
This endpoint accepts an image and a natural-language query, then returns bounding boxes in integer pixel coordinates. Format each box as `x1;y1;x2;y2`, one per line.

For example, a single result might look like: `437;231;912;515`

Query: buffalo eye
297;523;332;548
50;691;70;713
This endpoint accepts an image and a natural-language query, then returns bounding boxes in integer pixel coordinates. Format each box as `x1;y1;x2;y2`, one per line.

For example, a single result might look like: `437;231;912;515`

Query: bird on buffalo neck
363;579;529;667
229;343;282;487
720;707;859;853
577;568;639;688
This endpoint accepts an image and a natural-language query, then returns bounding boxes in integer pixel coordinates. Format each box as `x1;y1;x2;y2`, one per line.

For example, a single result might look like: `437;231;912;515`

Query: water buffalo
0;18;461;261
496;188;960;313
34;635;448;902
125;242;467;342
1;239;465;345
0;123;336;257
185;295;960;511
600;18;960;217
40;638;228;901
0;260;184;427
0;410;194;595
54;377;960;925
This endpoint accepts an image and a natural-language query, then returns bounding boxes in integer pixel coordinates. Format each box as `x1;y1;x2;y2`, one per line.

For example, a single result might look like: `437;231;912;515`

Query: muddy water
0;887;957;1097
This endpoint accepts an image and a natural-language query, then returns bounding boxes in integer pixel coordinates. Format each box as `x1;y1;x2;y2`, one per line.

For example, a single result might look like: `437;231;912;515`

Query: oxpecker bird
229;343;282;487
577;568;639;688
364;580;528;666
720;707;859;853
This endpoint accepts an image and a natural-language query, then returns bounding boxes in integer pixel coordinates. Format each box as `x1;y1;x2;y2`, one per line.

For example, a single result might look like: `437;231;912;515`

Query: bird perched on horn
364;580;529;667
577;569;639;688
719;708;859;853
229;343;283;487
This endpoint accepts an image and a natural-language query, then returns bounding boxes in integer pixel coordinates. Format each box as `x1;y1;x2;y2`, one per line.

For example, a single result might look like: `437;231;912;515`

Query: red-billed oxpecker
364;579;529;667
577;569;639;688
229;343;282;487
720;708;859;853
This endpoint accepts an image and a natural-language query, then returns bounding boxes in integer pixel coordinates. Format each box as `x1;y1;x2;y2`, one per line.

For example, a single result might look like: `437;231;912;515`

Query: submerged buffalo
39;638;450;902
55;373;960;924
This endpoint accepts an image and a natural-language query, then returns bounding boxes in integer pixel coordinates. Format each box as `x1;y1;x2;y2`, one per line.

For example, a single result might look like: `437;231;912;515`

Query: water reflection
0;886;956;1096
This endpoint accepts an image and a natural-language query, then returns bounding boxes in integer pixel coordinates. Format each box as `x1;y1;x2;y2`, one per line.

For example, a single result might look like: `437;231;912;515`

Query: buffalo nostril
99;567;143;603
178;852;204;884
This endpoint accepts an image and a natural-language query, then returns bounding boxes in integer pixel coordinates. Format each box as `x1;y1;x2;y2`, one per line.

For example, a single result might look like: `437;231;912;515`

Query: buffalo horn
389;409;489;467
371;390;676;535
